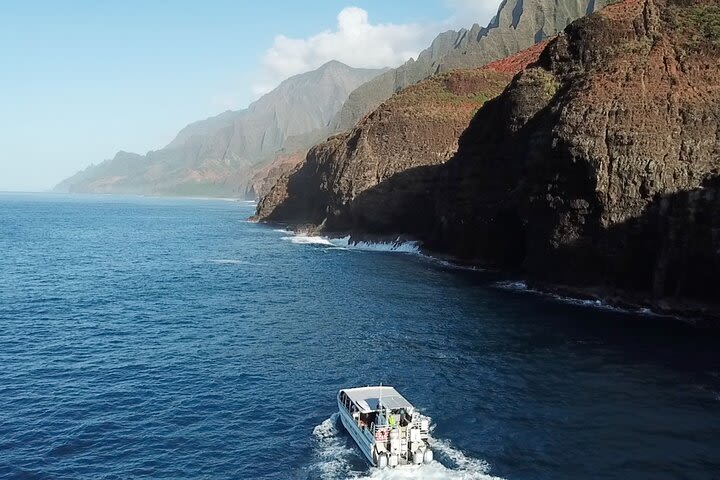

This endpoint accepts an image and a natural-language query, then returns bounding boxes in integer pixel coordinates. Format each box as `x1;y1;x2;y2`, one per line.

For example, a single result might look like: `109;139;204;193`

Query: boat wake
308;415;504;480
308;413;360;480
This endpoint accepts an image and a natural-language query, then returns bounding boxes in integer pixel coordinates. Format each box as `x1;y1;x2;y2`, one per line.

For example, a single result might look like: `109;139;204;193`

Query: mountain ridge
332;0;610;133
56;61;385;197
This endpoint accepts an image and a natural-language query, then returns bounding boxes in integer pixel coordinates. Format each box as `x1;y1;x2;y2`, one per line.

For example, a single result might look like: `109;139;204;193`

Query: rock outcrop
244;151;306;200
332;0;610;133
55;61;384;197
257;0;720;320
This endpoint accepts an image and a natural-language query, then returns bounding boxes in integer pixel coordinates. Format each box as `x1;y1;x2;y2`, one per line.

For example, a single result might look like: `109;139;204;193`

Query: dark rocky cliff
256;0;720;321
423;0;720;318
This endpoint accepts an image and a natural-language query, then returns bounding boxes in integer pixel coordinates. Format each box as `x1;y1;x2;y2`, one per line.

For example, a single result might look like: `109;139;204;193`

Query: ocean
1;193;719;479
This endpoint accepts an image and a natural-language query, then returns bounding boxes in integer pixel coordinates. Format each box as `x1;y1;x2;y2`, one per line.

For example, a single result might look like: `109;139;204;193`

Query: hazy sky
0;0;501;192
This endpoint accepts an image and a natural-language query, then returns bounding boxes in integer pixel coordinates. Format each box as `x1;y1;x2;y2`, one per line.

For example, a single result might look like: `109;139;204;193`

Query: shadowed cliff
346;164;720;319
255;0;720;320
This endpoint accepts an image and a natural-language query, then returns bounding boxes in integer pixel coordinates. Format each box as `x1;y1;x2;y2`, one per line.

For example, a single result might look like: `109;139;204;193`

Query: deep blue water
1;193;719;480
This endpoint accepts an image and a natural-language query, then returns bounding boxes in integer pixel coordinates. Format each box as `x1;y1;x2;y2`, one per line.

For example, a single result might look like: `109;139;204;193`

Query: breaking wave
272;230;490;273
493;280;672;317
345;239;421;254
280;233;421;254
283;235;337;246
493;281;529;291
493;280;628;312
307;415;504;480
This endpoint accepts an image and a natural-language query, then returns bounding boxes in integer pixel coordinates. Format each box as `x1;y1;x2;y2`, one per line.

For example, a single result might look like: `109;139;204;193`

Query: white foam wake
352;463;502;480
308;415;504;480
309;413;358;479
351;437;504;480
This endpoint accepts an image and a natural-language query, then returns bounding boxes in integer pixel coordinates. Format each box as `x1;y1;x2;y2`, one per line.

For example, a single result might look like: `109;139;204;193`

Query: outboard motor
423;448;434;464
389;429;401;456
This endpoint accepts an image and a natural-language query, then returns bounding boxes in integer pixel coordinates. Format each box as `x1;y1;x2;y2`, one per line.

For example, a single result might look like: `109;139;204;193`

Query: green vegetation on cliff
332;0;610;132
667;2;720;48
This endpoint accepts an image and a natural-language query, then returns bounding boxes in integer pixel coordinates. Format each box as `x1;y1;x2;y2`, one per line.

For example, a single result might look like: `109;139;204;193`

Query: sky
0;0;501;191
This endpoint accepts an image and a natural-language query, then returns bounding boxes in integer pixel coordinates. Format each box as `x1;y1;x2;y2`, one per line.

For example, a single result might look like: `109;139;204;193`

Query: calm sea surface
1;193;719;480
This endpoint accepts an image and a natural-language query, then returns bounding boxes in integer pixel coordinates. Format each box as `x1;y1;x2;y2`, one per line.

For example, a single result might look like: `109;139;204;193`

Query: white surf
309;414;505;480
280;232;420;254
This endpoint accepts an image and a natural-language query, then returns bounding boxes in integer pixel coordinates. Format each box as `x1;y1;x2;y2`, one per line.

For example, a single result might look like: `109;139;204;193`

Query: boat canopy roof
341;386;414;414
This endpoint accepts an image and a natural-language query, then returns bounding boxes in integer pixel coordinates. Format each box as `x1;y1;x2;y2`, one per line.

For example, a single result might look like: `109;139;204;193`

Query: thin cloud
251;6;437;97
226;2;504;106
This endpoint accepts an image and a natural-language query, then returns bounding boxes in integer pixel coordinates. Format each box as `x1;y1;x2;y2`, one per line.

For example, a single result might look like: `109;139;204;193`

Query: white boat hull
338;398;377;465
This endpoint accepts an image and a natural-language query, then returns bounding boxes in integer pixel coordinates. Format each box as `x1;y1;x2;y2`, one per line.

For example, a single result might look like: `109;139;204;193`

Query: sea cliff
253;58;532;229
255;0;720;322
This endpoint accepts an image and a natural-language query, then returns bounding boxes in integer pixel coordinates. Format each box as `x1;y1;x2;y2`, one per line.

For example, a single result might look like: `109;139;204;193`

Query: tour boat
337;386;433;468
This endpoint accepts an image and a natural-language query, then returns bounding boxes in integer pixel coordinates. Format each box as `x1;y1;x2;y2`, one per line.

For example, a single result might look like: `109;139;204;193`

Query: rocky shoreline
254;220;719;326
